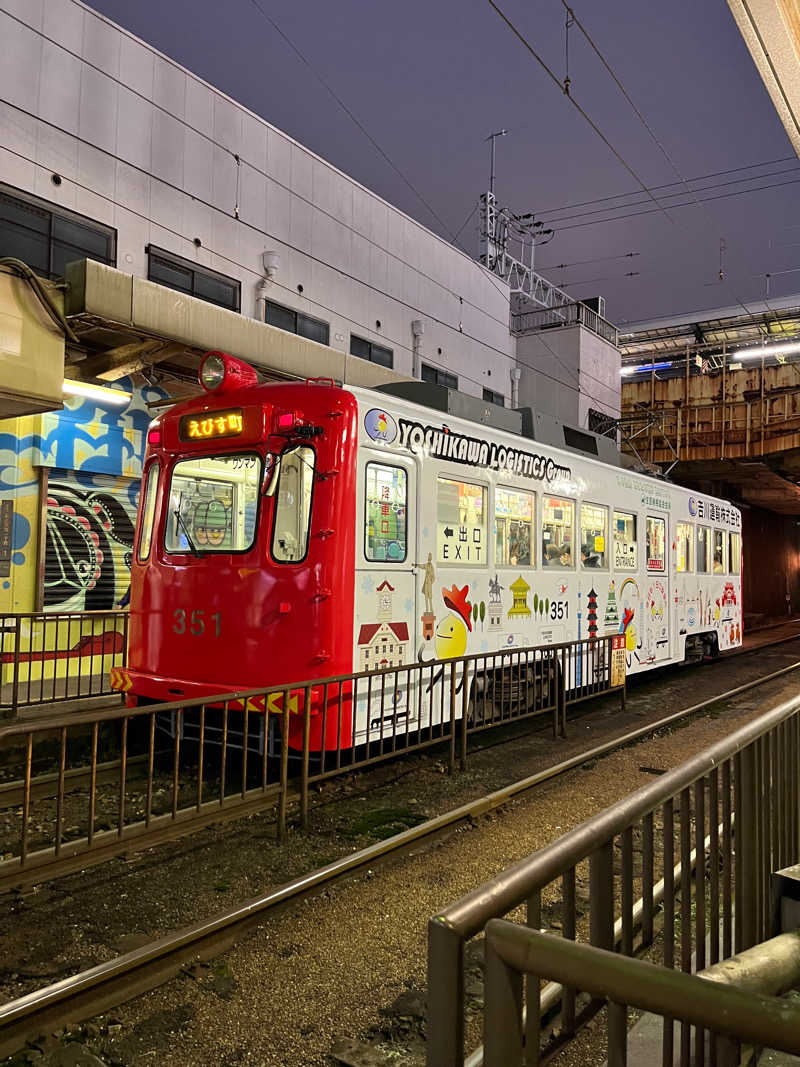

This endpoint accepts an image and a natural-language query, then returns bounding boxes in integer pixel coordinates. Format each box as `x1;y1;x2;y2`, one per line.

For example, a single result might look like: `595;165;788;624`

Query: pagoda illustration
603;579;619;632
587;587;598;639
507;576;532;618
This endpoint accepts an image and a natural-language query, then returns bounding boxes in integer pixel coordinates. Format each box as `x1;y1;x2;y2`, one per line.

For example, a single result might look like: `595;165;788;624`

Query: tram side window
646;516;665;571
580;502;608;568
713;529;726;574
437;477;487;565
137;463;160;562
696;525;711;573
365;463;407;562
542;497;574;567
166;454;261;554
271;446;315;563
676;521;694;573
729;531;741;574
613;510;637;570
495;487;534;567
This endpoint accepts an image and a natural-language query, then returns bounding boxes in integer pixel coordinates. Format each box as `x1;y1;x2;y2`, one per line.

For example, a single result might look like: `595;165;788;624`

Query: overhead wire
551;172;800;232
535;155;797;217
555;0;759;318
485;0;676;226
244;0;458;242
542;163;800;226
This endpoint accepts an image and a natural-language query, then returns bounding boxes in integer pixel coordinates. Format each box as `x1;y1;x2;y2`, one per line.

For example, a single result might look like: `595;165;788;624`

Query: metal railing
427;690;800;1066
0;611;128;717
483;925;800;1066
0;635;623;890
511;300;619;346
619;383;800;463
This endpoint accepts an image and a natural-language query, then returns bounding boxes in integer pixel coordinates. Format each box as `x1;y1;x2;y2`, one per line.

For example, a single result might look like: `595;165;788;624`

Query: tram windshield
165;453;261;554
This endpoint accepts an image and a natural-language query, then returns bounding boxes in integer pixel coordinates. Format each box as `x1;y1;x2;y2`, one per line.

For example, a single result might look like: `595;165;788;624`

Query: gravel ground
2;643;800;1066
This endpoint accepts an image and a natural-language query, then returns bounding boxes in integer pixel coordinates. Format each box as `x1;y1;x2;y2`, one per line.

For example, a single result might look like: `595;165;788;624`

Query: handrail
483;924;800;1065
435;690;800;937
0;633;619;739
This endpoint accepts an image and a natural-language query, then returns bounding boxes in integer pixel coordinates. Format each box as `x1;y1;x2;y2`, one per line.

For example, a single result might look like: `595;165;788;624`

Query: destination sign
179;409;244;442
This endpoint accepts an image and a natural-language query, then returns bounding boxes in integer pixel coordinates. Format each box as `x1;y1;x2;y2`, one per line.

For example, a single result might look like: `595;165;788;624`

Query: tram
116;350;743;749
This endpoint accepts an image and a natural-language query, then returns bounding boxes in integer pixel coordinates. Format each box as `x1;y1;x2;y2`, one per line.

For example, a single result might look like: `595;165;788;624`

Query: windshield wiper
174;501;201;557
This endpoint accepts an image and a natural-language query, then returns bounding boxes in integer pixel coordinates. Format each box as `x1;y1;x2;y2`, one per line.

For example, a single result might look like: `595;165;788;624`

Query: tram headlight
200;352;226;391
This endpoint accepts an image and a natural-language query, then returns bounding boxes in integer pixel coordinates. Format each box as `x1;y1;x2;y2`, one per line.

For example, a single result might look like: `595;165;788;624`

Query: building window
588;407;617;440
422;363;458;390
265;298;329;345
483;388;504;406
542;496;574;567
713;529;726;574
580;502;608;568
351;335;393;368
696;525;711;574
148;246;240;312
613;511;637;570
495;486;533;567
0;186;115;279
137;463;160;563
729;531;741;575
676;522;694;573
437;477;486;565
365;463;407;562
271;446;315;563
646;516;666;571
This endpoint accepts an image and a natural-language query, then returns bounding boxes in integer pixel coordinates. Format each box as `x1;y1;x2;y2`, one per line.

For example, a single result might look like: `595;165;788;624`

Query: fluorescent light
734;339;800;361
620;360;672;376
63;378;131;406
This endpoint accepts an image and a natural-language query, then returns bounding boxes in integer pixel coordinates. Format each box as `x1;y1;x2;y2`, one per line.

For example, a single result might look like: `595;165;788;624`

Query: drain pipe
510;367;521;408
411;319;424;378
256;251;280;318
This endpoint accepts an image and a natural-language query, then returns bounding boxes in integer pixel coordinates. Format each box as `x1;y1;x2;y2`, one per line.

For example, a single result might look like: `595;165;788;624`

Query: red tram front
117;351;359;748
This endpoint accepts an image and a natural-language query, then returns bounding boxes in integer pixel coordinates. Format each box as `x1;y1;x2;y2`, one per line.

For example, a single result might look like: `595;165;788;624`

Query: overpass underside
621;363;800;514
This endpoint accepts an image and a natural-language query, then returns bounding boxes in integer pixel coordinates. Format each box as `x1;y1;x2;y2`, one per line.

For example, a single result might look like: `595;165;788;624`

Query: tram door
354;452;417;740
644;513;671;664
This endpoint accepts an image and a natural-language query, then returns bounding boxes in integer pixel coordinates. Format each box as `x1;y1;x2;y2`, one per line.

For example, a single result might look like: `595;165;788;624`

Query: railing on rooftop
511;300;619;346
427;690;800;1066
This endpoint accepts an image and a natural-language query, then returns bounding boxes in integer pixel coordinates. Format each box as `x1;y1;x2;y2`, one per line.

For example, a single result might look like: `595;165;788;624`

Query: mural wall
0;377;167;614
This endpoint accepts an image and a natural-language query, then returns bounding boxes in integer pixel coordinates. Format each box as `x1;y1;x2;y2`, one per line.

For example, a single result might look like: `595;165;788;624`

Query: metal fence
482;924;800;1067
0;635;623;891
511;300;619;346
427;690;800;1066
0;611;128;717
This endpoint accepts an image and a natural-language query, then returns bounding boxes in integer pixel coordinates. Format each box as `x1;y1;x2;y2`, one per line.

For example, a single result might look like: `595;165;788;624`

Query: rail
482;925;800;1066
427;690;800;1066
0;611;128;717
0;635;623;891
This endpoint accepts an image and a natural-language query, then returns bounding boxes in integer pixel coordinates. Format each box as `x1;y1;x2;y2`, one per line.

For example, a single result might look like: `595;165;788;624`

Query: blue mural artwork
0;376;168;610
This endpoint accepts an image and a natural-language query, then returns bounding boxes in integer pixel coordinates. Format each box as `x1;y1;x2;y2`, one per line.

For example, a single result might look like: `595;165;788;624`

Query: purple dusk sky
90;0;798;325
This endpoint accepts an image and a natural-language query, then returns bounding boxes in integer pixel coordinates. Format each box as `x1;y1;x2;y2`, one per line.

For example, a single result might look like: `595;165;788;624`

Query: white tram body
350;384;742;739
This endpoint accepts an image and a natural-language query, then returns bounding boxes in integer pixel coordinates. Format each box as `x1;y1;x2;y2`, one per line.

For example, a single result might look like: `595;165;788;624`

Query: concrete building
0;0;620;617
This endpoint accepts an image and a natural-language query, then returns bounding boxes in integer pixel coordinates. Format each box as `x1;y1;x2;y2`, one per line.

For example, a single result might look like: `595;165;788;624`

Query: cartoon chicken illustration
435;584;472;660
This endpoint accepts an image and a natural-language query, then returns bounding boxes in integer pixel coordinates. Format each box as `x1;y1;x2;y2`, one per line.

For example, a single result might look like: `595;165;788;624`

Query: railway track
2;627;798;815
2;649;800;1060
